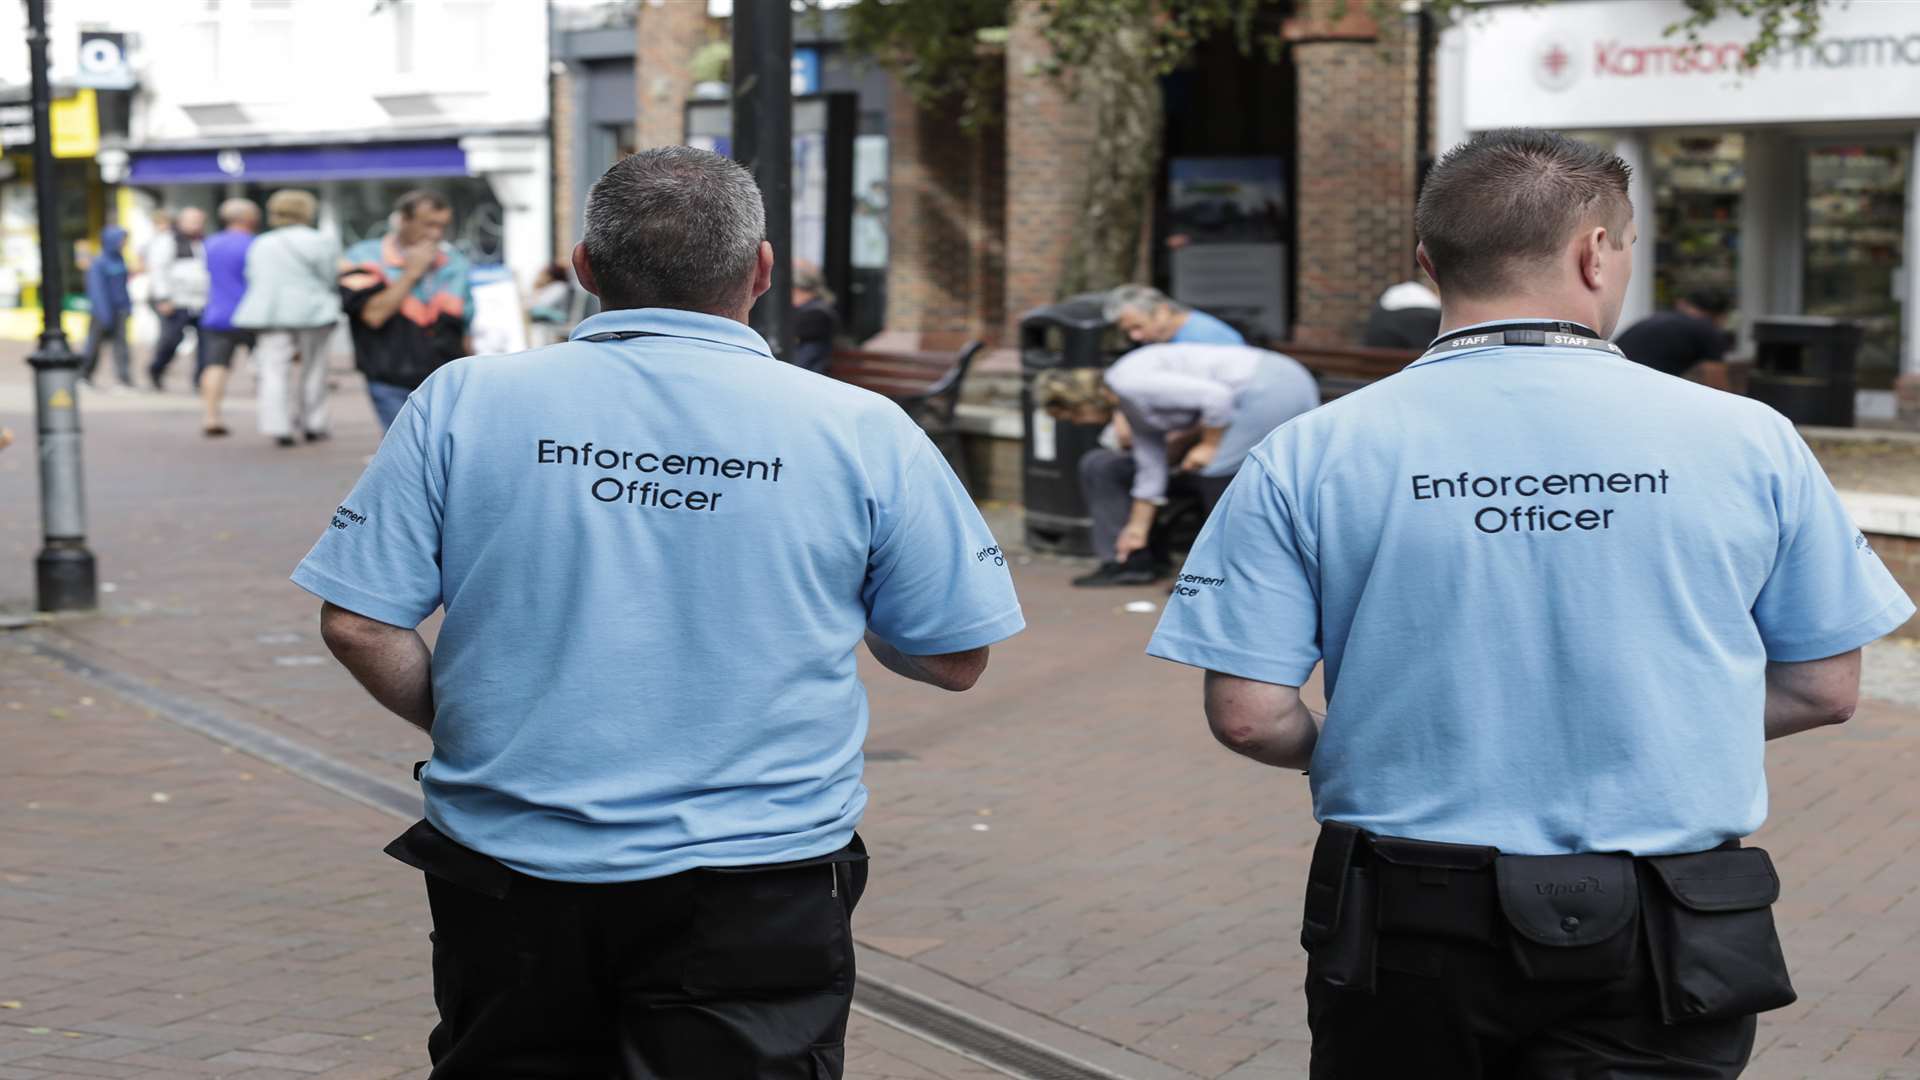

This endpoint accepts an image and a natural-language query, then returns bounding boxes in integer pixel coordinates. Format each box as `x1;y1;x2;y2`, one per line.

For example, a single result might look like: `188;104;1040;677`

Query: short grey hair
218;197;259;227
1103;284;1186;323
583;145;767;314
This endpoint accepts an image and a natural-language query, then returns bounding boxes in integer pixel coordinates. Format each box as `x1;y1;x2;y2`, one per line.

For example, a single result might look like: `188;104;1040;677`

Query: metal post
26;0;97;613
732;0;792;359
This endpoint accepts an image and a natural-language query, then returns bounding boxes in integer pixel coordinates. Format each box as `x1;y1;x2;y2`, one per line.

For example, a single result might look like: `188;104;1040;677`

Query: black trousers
1303;825;1785;1079
148;306;203;386
420;840;867;1079
1078;447;1232;563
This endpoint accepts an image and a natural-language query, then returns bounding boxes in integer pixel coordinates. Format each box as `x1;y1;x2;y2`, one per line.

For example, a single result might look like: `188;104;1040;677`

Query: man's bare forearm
1205;671;1321;770
1763;651;1860;741
358;272;423;330
864;631;986;692
319;603;435;732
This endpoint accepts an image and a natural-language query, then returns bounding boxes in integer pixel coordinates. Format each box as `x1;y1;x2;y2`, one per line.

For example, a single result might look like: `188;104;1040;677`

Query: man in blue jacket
82;225;134;389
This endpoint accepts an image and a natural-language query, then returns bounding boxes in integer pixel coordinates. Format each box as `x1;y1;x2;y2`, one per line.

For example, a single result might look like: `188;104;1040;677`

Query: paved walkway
0;645;1000;1080
3;348;1918;1078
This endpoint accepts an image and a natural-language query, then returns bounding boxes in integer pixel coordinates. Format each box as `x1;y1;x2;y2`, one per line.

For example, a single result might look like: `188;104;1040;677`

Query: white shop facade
1437;0;1920;416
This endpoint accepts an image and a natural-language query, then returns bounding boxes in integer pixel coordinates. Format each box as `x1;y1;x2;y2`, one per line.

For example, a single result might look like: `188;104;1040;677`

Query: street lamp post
731;0;793;361
25;0;97;612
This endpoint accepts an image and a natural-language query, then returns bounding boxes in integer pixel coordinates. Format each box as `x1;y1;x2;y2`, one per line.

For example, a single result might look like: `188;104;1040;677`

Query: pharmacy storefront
1438;0;1920;415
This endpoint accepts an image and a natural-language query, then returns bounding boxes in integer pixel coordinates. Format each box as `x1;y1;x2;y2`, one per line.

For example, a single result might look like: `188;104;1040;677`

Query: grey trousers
1078;448;1231;563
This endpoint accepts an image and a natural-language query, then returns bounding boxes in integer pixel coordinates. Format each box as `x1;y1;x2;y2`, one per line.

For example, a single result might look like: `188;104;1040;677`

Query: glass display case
1651;134;1744;320
1804;142;1908;390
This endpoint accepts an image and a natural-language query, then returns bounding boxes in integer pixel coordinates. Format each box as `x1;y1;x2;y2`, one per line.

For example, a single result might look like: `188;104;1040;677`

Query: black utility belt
1302;822;1797;1025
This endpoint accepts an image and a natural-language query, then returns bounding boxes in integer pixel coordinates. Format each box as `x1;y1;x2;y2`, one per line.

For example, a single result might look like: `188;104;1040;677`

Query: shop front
1438;0;1920;417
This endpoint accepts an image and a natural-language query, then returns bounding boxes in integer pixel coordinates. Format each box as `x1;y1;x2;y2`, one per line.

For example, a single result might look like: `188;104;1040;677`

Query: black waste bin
1020;295;1126;555
1747;316;1864;428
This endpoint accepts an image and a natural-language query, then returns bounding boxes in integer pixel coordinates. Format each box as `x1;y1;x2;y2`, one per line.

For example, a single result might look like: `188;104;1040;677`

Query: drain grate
854;977;1130;1080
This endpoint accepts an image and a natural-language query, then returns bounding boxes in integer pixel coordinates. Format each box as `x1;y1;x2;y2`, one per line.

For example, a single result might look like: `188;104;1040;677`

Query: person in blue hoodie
82;225;135;388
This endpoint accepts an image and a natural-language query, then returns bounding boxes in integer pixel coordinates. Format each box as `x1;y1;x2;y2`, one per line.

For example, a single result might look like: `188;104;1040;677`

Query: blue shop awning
128;140;468;184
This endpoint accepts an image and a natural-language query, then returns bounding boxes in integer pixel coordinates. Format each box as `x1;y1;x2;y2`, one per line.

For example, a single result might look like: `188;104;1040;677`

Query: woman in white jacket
233;190;343;447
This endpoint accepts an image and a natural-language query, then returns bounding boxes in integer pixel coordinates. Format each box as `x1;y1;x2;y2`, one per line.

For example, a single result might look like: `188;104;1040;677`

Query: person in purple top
198;198;260;436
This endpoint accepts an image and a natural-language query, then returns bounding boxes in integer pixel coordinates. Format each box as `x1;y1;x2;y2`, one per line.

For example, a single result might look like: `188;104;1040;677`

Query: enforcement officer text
1411;469;1672;535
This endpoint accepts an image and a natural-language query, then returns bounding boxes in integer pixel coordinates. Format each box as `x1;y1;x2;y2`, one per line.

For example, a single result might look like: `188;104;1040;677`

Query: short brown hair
394;188;451;220
1415;129;1633;298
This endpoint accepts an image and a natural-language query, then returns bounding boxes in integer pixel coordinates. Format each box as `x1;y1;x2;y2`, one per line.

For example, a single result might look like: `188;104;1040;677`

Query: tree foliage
836;0;1832;297
842;0;1831;134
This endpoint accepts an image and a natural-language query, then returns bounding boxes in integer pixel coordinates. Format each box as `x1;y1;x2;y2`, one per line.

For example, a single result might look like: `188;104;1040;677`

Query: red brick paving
0;647;999;1080
3;349;1918;1078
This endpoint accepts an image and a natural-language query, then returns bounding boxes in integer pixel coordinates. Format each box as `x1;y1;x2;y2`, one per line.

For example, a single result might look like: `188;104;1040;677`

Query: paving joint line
12;626;1154;1080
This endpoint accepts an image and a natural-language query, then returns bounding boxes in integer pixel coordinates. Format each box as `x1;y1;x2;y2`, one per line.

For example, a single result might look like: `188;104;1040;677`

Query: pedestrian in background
234;190;342;448
1104;285;1245;347
198;198;261;437
339;190;472;431
1037;343;1318;587
295;145;1023;1077
81;225;135;390
525;261;573;348
1148;128;1912;1077
145;206;209;391
789;259;840;374
1615;289;1734;380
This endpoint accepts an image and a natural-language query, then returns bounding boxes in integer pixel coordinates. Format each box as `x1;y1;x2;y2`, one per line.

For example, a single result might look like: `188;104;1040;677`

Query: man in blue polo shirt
295;146;1024;1078
1149;129;1911;1077
1103;283;1245;347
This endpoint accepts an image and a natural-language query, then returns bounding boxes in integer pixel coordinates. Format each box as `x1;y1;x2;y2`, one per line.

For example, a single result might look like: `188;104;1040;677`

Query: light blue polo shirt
1148;321;1913;856
293;307;1025;882
1172;309;1246;346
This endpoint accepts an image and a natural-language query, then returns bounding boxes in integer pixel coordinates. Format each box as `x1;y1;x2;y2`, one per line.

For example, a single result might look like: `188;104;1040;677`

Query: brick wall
1288;3;1420;346
874;61;1007;351
551;65;576;262
1869;532;1920;640
635;0;711;150
1001;0;1097;343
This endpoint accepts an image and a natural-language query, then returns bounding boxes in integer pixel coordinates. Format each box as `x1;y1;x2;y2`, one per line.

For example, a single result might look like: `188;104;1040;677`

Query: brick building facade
607;0;1428;353
882;0;1428;351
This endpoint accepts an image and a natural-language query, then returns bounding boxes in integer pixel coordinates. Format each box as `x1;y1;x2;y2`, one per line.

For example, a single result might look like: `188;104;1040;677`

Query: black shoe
1072;562;1125;587
304;430;330;443
275;435;297;448
1108;559;1164;586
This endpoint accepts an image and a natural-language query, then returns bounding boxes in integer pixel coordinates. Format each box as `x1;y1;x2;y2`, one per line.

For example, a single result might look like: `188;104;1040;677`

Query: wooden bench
828;340;986;484
1268;340;1420;399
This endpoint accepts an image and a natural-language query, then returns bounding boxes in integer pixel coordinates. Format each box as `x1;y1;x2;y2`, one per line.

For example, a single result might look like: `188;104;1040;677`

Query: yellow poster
50;89;99;160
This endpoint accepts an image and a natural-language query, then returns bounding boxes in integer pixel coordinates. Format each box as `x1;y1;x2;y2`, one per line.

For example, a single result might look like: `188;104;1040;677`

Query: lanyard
577;330;670;342
1420;321;1624;362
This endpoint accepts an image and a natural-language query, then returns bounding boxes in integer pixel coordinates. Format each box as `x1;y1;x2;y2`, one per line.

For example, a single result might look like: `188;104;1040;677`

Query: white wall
127;0;547;146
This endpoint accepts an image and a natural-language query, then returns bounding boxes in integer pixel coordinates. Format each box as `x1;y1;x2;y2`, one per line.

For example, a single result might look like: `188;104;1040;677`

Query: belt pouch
1494;853;1638;982
1371;836;1500;945
1301;823;1376;991
1641;847;1796;1023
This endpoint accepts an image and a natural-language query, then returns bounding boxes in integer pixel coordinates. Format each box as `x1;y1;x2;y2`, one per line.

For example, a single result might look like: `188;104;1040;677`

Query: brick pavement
0;644;1009;1080
4;348;1919;1078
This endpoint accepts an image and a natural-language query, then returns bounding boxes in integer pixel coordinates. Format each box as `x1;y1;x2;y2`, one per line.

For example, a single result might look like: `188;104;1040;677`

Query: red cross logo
1534;40;1579;90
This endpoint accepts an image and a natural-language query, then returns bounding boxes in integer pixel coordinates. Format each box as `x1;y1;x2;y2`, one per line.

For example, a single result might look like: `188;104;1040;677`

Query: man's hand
0;427;13;452
1115;522;1151;562
1180;441;1217;473
1111;411;1134;451
154;300;175;317
401;241;439;279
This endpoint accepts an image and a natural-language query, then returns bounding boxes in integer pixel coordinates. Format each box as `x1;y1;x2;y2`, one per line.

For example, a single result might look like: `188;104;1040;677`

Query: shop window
1803;142;1908;389
1651;134;1743;323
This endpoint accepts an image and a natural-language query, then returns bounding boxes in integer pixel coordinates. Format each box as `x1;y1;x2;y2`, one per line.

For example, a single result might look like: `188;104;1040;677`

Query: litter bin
1746;316;1863;428
1020;294;1125;555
